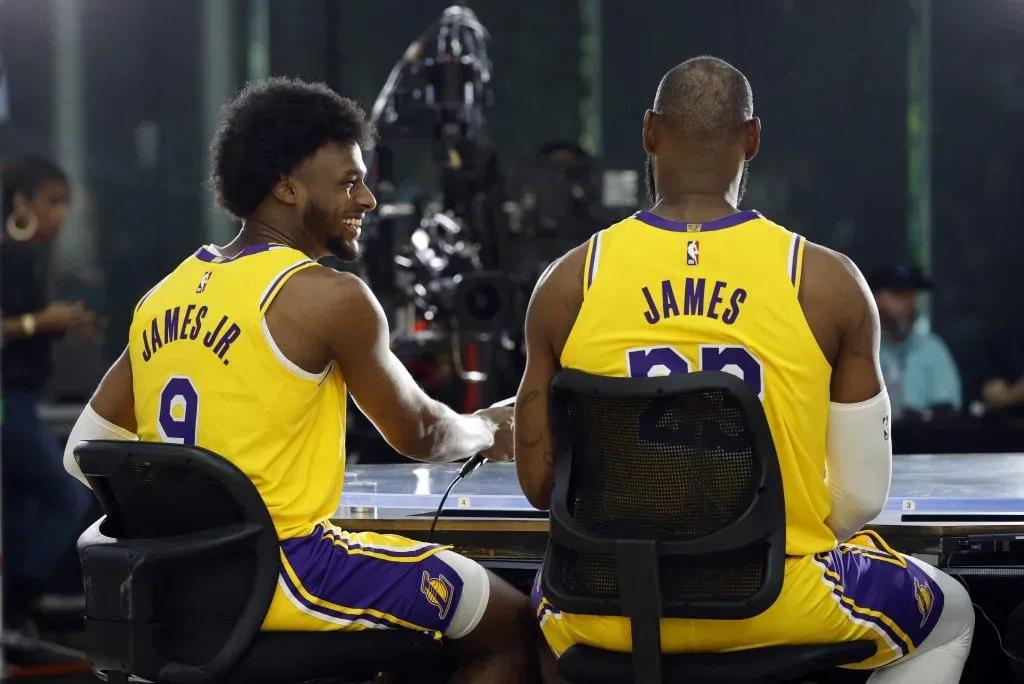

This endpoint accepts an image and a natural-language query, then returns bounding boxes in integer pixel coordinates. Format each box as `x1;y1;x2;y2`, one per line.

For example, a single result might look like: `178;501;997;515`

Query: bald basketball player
63;78;532;683
515;57;974;682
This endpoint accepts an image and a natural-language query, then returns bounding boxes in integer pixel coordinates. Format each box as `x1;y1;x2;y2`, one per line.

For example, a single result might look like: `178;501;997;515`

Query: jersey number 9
158;376;200;445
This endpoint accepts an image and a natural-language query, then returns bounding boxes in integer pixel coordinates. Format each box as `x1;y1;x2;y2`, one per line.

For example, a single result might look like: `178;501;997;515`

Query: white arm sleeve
824;389;892;543
64;404;139;488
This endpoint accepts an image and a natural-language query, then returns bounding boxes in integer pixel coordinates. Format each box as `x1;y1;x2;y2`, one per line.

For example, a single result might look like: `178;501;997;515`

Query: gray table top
337;452;1024;529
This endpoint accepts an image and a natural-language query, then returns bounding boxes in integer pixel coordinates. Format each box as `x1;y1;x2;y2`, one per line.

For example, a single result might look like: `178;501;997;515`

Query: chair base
558;641;877;684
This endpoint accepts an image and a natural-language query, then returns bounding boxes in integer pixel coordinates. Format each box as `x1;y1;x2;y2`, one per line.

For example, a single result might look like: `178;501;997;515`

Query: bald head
653;56;753;140
642;56;759;208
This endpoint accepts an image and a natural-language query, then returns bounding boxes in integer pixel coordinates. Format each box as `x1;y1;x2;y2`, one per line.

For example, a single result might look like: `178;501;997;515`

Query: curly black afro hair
210;77;376;220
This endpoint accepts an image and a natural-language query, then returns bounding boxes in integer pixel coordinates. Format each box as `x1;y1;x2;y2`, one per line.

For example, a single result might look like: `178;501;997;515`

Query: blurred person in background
980;347;1024;416
1;155;95;624
871;264;961;421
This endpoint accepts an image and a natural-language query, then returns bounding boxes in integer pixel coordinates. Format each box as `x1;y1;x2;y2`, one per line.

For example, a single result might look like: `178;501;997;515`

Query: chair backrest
541;369;786;681
75;440;279;684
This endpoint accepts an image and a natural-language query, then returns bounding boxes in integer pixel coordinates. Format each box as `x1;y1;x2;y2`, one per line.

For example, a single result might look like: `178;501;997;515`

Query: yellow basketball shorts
262;522;487;640
533;531;944;669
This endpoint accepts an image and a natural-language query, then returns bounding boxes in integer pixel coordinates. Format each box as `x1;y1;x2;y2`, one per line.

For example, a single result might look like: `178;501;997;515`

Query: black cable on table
429;453;486;542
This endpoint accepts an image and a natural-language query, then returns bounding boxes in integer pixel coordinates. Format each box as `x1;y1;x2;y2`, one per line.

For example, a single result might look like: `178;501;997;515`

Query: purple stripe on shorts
278;567;397;631
818;572;908;656
319;526;444;559
530;570;544;611
258;260;313;309
530;568;560;620
818;544;945;651
634;209;761;233
280;526;464;635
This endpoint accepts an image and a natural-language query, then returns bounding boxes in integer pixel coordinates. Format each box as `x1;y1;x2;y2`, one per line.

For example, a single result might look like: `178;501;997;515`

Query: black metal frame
541;369;787;683
76;440;280;683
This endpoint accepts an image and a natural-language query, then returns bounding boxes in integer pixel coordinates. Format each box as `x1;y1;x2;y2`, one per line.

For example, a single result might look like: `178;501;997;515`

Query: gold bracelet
21;313;36;337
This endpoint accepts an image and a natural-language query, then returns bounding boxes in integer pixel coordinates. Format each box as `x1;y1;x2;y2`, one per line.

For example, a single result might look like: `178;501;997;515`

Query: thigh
819;531;950;670
262;523;488;639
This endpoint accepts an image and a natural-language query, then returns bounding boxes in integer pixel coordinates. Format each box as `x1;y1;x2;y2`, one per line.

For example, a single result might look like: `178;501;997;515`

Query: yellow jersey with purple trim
128;243;346;539
560;209;834;555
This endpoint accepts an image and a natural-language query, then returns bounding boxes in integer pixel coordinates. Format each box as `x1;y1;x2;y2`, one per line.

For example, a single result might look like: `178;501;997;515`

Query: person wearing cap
871;264;962;421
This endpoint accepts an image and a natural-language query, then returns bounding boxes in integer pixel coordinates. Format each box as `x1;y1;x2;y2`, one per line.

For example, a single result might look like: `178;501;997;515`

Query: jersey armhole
257;258;331;383
258;259;316;314
584;230;603;292
788;233;806;290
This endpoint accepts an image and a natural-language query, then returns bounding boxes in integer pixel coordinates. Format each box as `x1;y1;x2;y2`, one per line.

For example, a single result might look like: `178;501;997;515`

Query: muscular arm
800;243;883;402
801;243;890;541
515;246;586;510
65;348;138;486
294;269;498;462
89;348;138;431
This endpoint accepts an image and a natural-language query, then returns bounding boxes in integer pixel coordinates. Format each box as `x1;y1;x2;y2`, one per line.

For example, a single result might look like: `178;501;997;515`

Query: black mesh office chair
75;440;450;683
543;369;876;684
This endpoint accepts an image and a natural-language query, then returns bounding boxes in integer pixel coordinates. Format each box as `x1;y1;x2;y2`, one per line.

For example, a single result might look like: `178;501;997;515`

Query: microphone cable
428;396;515;541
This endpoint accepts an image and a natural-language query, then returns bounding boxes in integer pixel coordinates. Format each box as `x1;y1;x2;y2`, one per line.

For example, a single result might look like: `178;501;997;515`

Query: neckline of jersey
194;242;286;263
633;209;762;232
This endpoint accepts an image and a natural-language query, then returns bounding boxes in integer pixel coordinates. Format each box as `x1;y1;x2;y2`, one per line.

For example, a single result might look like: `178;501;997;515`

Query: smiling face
290;141;377;260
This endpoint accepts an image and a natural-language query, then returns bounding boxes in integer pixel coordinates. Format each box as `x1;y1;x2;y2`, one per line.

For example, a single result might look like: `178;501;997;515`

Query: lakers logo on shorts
421;571;455;620
914;577;935;627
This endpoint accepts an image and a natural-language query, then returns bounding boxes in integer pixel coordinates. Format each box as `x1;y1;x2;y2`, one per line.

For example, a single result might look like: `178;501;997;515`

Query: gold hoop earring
5;211;38;242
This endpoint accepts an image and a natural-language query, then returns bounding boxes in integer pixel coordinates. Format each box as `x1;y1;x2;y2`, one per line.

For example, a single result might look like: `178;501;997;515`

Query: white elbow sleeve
64;405;138;488
824;389;893;542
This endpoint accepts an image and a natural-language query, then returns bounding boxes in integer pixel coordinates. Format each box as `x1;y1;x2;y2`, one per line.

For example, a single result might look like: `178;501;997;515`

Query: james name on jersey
139;302;243;366
640;276;747;326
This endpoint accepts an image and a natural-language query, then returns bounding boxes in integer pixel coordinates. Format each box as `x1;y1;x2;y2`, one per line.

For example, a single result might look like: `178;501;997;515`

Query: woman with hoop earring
2;155;96;627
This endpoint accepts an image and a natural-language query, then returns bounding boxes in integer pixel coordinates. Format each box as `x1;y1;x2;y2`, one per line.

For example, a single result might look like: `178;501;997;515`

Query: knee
941;573;976;641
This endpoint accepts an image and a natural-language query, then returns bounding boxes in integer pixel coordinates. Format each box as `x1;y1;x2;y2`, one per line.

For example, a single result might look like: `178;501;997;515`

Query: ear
271;175;299;206
744;117;761;161
642;109;658;155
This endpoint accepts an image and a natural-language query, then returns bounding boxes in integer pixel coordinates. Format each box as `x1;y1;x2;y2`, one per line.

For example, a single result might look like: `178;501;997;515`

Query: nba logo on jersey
687;241;700;266
196;271;212;294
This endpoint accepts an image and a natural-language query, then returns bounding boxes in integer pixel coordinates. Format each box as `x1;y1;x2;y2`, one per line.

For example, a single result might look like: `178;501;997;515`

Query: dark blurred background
2;1;1024;680
2;0;1023;441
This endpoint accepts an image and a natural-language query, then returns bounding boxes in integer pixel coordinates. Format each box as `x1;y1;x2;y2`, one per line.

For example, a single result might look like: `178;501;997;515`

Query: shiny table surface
333;453;1024;537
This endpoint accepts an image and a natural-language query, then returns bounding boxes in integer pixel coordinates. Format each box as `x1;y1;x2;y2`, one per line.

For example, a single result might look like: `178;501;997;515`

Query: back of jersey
128;243;346;540
561;210;835;555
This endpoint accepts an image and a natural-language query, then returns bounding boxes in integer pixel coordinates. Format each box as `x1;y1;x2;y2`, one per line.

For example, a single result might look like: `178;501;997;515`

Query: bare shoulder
801;241;870;302
284;265;377;312
534;242;588;299
272;265;385;342
799;240;874;363
528;241;588;356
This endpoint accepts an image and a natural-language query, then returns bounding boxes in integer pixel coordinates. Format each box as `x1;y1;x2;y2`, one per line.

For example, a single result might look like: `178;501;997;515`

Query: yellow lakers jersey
128;243;346;539
561;210;834;555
